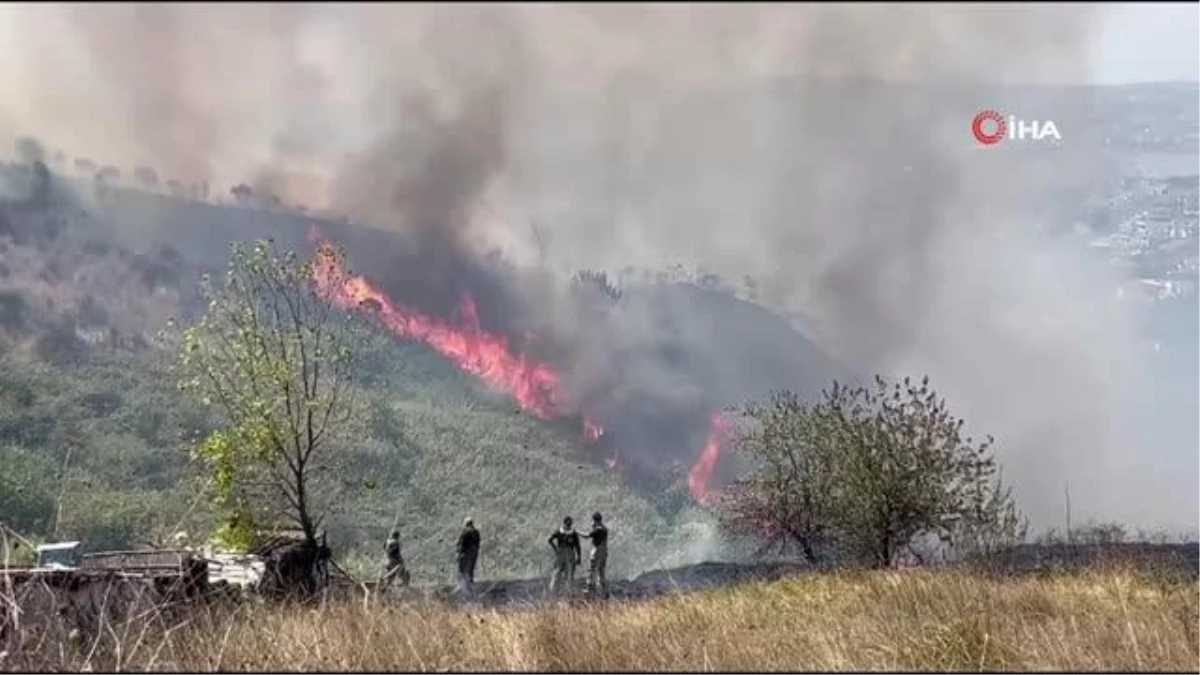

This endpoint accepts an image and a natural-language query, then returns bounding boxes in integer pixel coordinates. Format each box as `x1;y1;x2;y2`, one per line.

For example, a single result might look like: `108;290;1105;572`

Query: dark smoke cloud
322;5;530;326
0;4;1192;532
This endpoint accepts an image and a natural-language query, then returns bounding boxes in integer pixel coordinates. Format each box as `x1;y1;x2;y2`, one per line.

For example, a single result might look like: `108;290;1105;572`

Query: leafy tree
1070;521;1128;546
0;445;58;534
717;391;839;565
942;464;1027;561
175;240;362;550
0;291;28;331
30;160;51;205
741;275;759;301
573;269;622;303
134;166;159;189
721;376;1025;568
230;183;254;204
13;136;44;164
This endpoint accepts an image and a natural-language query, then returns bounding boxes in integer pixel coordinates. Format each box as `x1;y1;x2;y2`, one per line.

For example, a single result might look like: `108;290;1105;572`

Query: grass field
9;565;1197;672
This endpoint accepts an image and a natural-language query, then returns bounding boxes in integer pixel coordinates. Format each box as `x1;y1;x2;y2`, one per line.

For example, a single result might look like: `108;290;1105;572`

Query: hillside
0;161;854;580
1;350;728;577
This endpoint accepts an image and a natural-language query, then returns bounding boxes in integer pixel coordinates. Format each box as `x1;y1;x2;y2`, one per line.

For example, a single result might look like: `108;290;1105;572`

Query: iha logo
971;109;1062;146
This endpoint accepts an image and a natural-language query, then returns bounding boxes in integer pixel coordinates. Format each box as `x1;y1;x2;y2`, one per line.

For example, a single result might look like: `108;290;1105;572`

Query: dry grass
4;565;1197;672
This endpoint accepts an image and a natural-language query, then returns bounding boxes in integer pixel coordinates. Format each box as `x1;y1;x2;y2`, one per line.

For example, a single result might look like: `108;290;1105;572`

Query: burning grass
6;565;1196;672
308;227;730;503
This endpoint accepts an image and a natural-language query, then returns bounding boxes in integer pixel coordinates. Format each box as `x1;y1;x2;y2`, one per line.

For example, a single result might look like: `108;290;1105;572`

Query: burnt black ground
412;560;810;609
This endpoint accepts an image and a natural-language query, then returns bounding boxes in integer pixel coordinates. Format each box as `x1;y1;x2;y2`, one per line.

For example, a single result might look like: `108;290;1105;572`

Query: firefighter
457;517;481;592
582;512;609;597
381;529;410;591
548;516;581;595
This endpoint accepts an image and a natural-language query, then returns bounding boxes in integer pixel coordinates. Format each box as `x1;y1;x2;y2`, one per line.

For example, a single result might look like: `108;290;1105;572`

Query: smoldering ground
0;4;1193;532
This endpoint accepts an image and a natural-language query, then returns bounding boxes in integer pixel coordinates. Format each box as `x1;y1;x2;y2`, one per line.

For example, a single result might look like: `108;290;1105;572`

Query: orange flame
309;227;565;419
309;227;723;501
583;417;604;442
606;449;621;472
688;412;729;503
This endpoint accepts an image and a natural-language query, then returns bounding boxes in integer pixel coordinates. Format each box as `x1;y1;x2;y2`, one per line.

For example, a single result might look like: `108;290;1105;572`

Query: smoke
0;4;1192;532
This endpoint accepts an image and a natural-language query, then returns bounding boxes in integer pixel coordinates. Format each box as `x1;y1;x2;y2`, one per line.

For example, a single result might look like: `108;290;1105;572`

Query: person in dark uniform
582;512;609;597
456;517;481;591
381;529;410;591
548;516;581;594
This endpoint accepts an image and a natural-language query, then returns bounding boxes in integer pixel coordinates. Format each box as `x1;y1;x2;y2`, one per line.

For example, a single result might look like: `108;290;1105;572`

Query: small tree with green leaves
175;240;361;553
717;391;840;565
826;376;1025;567
722;376;1025;568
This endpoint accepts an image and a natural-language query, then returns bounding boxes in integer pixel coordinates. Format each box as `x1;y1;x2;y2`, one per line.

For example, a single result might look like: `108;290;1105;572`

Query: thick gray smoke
0;4;1191;532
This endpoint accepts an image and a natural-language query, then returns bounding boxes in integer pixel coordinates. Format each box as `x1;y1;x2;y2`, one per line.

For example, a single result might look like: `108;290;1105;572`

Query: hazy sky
1092;3;1199;83
0;3;1193;85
